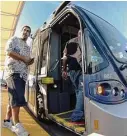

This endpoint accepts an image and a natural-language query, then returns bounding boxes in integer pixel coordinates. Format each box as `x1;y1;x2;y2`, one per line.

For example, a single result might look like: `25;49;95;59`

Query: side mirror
88;62;92;74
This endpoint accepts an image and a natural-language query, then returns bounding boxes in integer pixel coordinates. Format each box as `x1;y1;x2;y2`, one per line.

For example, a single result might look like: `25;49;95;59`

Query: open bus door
36;28;52;120
26;29;40;116
26;28;52;119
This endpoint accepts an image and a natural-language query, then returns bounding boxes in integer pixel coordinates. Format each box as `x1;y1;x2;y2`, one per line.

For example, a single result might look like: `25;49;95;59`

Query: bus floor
1;89;50;136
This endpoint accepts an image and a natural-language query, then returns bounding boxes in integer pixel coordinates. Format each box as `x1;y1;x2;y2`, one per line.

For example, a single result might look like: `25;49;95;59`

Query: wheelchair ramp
49;110;85;135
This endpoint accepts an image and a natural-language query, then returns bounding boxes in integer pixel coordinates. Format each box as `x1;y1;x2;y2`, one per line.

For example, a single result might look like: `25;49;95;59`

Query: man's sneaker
11;123;29;136
2;120;13;130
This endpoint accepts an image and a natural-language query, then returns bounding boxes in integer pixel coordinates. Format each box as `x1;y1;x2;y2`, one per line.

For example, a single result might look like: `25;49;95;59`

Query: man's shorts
6;73;27;107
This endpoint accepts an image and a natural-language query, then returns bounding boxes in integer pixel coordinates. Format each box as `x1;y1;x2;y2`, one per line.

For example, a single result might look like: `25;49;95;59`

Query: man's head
66;42;78;55
21;25;31;41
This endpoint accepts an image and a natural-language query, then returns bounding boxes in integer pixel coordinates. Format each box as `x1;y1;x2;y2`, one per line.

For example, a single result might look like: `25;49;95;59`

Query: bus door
27;30;40;115
36;28;52;119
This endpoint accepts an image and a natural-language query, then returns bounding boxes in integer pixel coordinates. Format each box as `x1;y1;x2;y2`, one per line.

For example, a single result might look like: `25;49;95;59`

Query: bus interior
46;12;85;135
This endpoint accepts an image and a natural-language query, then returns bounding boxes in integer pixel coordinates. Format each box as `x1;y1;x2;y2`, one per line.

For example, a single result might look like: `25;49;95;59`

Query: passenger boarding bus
25;1;127;136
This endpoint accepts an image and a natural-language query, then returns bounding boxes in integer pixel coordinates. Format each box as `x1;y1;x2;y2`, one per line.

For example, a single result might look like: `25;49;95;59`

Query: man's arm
7;51;30;64
62;56;67;72
5;37;31;64
62;55;68;79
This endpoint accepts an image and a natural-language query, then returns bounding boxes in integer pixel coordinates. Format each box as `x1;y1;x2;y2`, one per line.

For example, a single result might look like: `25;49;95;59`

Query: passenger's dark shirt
67;56;82;71
63;37;82;71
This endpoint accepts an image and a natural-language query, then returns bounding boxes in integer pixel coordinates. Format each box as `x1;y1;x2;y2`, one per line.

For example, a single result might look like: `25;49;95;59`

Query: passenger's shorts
6;73;27;107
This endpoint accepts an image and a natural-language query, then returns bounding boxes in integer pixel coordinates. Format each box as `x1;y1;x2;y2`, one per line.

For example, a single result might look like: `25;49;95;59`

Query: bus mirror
88;62;92;74
41;77;54;84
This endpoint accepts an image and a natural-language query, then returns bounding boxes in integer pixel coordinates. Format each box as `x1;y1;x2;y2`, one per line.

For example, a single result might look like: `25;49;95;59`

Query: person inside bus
62;30;84;123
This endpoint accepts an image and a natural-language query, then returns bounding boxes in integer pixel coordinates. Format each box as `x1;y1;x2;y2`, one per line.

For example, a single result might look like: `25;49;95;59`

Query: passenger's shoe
11;123;29;136
2;120;13;130
71;110;84;122
70;120;85;125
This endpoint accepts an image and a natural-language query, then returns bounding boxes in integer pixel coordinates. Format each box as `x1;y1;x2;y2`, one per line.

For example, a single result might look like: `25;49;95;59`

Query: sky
15;1;61;36
1;1;127;78
15;1;127;38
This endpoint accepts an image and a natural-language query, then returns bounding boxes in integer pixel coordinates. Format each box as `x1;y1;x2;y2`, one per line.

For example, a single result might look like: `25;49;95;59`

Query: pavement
1;89;50;136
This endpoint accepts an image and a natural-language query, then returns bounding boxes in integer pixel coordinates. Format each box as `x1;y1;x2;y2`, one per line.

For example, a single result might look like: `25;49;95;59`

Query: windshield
72;2;127;38
82;9;127;63
72;2;127;63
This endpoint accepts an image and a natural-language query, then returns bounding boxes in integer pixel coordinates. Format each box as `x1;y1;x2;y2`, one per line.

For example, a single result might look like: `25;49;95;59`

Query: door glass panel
41;40;48;74
28;34;39;106
84;30;108;73
39;29;49;75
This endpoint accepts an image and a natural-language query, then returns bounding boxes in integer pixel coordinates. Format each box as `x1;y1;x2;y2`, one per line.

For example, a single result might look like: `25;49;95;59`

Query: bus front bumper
89;100;127;136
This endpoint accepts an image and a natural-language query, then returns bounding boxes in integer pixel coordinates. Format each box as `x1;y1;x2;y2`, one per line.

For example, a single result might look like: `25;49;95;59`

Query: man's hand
23;57;34;65
62;71;68;80
7;52;31;64
23;57;31;64
7;51;34;65
27;58;34;65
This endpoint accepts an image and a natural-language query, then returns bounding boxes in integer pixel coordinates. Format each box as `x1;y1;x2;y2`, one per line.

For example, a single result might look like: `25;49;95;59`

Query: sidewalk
1;90;50;136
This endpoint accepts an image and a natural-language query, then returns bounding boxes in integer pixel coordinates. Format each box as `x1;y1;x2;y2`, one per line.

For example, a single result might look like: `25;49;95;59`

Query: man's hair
21;25;31;34
66;42;78;55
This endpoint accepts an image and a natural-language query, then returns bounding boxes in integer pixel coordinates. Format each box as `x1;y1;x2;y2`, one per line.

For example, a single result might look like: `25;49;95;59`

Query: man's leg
75;74;84;111
10;75;29;135
3;104;13;129
12;106;20;125
5;105;12;120
69;70;84;111
70;73;84;122
3;78;13;129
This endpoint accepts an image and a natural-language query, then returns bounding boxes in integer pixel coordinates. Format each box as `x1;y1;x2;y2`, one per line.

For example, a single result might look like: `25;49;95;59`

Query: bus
25;1;127;136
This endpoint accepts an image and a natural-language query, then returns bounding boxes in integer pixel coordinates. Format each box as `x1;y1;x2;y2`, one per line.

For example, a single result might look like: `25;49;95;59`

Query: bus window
84;10;127;63
39;29;49;75
28;34;39;107
41;40;48;74
85;31;108;73
29;37;38;75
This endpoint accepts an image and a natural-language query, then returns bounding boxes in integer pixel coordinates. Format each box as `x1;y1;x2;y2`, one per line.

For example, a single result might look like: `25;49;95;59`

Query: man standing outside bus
3;25;34;136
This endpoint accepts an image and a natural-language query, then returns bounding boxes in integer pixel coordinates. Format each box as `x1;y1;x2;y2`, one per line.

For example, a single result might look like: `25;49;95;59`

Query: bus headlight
89;81;127;104
120;89;125;98
112;87;119;96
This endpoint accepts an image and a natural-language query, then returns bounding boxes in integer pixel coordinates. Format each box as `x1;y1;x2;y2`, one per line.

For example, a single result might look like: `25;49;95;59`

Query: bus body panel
89;100;127;136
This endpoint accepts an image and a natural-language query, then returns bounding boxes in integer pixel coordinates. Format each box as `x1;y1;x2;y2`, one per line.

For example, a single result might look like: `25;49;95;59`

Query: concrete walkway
1;90;50;136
